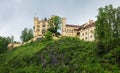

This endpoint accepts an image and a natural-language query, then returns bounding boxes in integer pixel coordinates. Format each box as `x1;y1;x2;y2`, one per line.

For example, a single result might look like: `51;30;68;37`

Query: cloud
0;0;120;41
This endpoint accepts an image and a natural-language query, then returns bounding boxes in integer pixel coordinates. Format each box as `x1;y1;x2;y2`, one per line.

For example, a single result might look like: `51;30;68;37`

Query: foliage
95;5;120;56
48;15;62;36
0;36;120;73
0;36;13;54
44;31;53;41
20;28;33;42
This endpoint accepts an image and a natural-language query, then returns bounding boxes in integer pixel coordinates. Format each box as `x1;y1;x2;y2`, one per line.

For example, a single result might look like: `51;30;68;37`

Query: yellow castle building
33;17;49;37
8;16;95;50
78;20;95;41
33;16;95;41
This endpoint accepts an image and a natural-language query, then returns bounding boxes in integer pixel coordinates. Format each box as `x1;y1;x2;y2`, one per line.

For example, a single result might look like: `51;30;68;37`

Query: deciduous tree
0;36;13;54
20;28;33;42
48;15;61;36
95;5;120;56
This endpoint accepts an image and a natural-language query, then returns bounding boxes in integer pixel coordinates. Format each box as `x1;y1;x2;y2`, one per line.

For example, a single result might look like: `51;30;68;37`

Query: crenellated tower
33;17;39;37
61;17;66;36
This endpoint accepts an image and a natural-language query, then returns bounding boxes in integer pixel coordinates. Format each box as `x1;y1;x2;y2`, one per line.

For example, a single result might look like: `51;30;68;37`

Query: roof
66;24;81;28
78;22;95;30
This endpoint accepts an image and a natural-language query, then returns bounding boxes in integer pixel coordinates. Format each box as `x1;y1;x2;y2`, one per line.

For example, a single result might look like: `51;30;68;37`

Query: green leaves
0;36;13;54
44;31;53;41
0;36;120;72
95;5;120;56
20;28;33;42
48;15;62;36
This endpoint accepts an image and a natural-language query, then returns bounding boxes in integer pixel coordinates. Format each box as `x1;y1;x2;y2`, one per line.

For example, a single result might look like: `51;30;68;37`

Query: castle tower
61;17;66;36
33;17;39;37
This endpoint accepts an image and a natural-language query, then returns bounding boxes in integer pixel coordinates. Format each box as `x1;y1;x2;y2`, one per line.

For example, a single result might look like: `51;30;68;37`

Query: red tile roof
78;22;95;30
66;24;81;28
65;21;95;30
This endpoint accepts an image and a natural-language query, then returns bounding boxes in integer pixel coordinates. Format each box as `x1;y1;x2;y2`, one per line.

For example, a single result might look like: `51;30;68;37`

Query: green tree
95;5;120;56
0;36;12;54
48;15;61;36
20;28;33;42
44;31;53;41
10;36;14;43
113;7;120;48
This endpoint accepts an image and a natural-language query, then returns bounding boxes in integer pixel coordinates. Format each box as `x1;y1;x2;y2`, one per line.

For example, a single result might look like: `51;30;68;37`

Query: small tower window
42;24;46;27
37;29;40;31
37;25;40;28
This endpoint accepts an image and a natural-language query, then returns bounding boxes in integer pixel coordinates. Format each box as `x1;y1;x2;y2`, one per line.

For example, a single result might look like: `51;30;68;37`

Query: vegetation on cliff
0;37;120;73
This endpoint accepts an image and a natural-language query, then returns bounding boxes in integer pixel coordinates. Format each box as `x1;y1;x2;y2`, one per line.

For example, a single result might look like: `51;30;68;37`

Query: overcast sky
0;0;120;41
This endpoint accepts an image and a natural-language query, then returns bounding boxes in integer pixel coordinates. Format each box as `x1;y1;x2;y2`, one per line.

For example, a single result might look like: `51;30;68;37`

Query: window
42;24;46;27
85;37;87;40
37;25;40;28
82;33;84;36
90;30;93;33
42;28;46;31
77;32;80;36
90;35;92;38
37;29;40;31
42;29;46;34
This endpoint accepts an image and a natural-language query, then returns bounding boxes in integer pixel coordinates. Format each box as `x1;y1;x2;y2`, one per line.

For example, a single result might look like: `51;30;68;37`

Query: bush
44;31;53;41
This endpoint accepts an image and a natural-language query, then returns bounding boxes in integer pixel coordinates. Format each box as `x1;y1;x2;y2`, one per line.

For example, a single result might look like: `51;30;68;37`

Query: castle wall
62;26;78;37
79;26;95;41
33;17;48;37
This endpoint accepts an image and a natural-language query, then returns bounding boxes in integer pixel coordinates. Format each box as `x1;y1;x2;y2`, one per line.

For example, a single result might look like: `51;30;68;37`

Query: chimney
89;20;94;24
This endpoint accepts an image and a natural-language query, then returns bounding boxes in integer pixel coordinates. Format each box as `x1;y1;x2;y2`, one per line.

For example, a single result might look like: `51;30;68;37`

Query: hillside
0;37;120;73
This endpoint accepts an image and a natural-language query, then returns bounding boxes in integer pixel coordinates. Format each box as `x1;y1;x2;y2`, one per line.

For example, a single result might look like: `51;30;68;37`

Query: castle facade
33;16;95;41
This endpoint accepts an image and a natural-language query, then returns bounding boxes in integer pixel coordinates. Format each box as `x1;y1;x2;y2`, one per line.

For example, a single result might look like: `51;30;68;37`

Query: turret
62;17;66;35
89;20;94;24
62;17;66;30
33;17;39;37
34;17;38;25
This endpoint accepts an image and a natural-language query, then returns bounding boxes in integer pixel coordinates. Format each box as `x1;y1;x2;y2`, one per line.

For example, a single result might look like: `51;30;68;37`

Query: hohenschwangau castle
8;17;95;50
33;16;95;41
8;16;95;49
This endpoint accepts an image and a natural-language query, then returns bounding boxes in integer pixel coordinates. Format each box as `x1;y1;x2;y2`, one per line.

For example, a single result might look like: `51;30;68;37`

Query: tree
44;31;53;41
0;36;13;54
28;29;33;41
95;5;120;56
48;15;62;36
10;36;14;43
113;7;120;48
20;28;33;42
